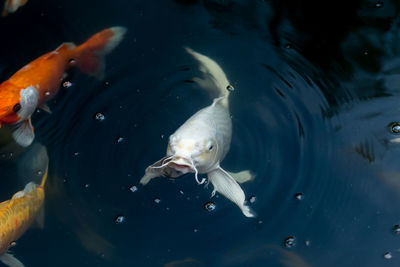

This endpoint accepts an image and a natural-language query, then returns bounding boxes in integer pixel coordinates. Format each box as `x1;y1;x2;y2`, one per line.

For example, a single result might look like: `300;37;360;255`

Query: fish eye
13;103;21;113
207;141;214;151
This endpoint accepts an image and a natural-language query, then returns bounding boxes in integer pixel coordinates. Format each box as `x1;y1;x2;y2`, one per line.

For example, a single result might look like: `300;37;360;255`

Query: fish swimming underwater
140;48;255;217
0;26;127;147
0;167;48;267
2;0;27;17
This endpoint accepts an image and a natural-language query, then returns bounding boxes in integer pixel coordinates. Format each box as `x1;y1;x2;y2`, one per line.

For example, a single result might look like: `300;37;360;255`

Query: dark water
1;0;400;266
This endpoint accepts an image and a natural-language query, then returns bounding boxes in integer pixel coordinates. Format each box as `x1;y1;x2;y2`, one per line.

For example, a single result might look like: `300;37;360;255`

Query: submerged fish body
141;48;255;217
0;169;47;267
0;26;127;147
2;0;27;17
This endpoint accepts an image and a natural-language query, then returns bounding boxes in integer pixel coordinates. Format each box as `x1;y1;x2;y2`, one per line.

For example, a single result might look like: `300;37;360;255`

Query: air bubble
393;224;400;234
389;122;400;133
116;136;124;143
284;236;296;248
294;192;304;200
226;85;235;92
44;91;51;96
129;185;138;193
154;198;161;204
375;1;384;8
63;81;72;88
285;43;292;49
73;152;80;156
10;241;16;247
115;215;125;224
84;184;90;188
384;252;392;259
249;196;256;203
94;112;105;121
204;202;216;211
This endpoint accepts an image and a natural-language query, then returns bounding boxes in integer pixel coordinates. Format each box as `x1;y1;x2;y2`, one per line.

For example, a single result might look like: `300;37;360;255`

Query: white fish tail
0;253;25;267
185;47;231;108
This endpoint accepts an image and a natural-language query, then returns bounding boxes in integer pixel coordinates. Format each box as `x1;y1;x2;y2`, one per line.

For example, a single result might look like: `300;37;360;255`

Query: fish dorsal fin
12;118;34;147
55;42;76;52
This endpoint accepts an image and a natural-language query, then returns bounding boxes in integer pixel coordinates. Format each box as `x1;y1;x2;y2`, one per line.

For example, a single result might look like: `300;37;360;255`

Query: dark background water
1;0;400;266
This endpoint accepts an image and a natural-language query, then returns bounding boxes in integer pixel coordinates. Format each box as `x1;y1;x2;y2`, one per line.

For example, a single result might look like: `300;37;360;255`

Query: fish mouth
168;157;193;174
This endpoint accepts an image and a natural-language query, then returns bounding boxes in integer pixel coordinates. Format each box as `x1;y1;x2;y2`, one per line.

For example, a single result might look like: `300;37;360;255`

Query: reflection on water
0;0;400;266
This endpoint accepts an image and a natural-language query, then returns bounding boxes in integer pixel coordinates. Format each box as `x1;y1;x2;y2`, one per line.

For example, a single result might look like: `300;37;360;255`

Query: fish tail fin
185;47;231;108
0;253;25;267
74;26;127;79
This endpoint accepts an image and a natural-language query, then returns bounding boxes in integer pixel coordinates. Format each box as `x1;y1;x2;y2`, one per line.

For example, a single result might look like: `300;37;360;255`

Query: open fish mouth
150;155;206;184
168;161;193;174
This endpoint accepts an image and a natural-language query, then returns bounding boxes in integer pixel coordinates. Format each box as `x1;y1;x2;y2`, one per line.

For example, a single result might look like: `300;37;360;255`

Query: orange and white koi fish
0;169;48;267
2;0;27;17
0;26;127;147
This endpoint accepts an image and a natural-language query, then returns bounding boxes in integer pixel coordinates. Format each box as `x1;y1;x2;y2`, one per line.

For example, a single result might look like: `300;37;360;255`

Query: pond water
1;0;400;266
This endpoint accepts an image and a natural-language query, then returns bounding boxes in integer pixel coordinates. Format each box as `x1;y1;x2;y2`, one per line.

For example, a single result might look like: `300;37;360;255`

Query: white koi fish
140;48;255;217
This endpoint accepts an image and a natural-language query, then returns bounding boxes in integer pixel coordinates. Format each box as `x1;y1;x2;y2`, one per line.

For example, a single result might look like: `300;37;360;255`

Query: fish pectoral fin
0;252;25;267
12;118;34;147
39;104;52;114
207;167;256;218
227;170;255;184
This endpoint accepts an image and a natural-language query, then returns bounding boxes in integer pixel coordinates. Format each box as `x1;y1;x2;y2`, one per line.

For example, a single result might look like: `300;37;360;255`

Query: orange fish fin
43;43;76;61
12;117;34;147
75;26;127;79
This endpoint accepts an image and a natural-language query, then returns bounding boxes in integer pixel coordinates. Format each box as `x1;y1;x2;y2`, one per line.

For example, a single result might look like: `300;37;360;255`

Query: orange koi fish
0;26;127;147
2;0;27;17
0;169;48;267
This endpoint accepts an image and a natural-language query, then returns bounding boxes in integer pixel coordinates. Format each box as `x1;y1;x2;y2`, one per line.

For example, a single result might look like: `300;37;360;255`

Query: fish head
0;84;38;126
166;133;219;174
0;85;23;126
